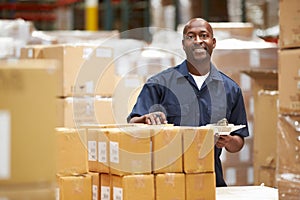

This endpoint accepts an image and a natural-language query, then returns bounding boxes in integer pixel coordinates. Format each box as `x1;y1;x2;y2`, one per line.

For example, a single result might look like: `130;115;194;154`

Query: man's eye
186;35;195;40
200;34;209;39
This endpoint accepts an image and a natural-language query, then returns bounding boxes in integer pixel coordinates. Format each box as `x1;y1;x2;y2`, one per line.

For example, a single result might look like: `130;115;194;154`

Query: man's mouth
193;48;207;54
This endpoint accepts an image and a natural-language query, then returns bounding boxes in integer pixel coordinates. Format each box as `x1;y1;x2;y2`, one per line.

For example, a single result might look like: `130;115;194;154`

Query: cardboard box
20;44;44;59
100;173;110;200
56;174;92;200
152;126;183;173
0;186;56;200
258;166;277;188
185;172;216;200
278;115;300;174
89;172;99;200
277;174;300;200
112;174;154;200
55;128;89;176
242;70;278;186
155;173;185;200
212;41;278;72
21;44;119;97
278;49;300;113
112;75;144;124
56;96;115;127
0;59;58;186
87;128;110;173
279;0;300;49
107;127;152;175
210;22;254;40
182;127;214;173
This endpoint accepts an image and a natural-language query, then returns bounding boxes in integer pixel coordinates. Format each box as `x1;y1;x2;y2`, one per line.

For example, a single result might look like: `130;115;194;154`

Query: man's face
182;20;216;63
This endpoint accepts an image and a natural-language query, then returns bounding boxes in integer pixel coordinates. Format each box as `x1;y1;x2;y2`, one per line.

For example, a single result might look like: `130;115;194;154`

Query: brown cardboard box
56;174;92;200
89;172;99;200
112;174;154;200
278;49;300;113
55;128;89;176
0;186;56;200
86;128;110;173
56;96;115;127
20;44;44;59
155;173;185;200
107;127;152;175
258;166;276;188
100;173;110;200
185;172;216;200
210;22;254;40
182;127;214;173
243;70;278;187
212;42;278;72
152;126;183;173
277;174;300;200
278;115;300;174
279;0;300;49
21;44;119;97
112;75;144;124
87;129;98;172
0;59;58;186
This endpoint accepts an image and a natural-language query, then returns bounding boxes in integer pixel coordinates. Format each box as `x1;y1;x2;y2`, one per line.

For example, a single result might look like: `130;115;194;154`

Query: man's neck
187;60;210;76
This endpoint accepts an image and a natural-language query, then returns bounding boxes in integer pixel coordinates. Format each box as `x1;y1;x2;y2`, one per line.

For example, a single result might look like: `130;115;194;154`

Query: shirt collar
177;60;223;81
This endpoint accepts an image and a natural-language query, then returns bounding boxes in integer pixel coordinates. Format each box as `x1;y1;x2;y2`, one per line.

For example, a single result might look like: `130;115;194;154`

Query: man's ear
212;38;216;49
182;40;185;50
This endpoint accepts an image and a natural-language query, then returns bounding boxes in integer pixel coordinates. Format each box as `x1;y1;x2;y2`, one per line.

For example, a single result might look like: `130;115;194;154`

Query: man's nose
194;35;204;43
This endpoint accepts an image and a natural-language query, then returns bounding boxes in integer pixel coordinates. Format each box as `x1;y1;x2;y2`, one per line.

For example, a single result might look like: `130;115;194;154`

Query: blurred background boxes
0;59;58;186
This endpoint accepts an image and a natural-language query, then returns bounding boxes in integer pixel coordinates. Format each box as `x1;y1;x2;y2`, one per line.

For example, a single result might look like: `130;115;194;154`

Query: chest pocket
165;102;200;126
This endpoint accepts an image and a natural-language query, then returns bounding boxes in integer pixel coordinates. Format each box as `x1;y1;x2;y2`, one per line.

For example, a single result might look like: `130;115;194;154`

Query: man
127;18;249;187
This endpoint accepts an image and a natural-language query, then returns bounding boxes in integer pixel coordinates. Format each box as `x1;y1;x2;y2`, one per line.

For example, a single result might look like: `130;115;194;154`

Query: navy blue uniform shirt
127;60;249;187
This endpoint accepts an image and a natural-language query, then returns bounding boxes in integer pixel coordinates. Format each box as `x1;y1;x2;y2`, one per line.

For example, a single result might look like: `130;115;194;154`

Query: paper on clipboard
205;124;246;135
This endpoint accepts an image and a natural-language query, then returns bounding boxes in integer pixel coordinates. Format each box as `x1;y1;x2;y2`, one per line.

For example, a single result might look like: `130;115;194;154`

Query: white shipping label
85;81;94;94
0;110;10;180
250;50;260;68
110;141;119;163
88;141;97;161
92;185;98;200
101;186;110;200
55;188;60;200
27;48;33;58
113;187;122;200
98;142;107;163
83;47;94;59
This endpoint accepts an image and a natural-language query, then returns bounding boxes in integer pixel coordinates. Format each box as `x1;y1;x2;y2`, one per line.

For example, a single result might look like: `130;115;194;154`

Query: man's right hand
129;112;167;125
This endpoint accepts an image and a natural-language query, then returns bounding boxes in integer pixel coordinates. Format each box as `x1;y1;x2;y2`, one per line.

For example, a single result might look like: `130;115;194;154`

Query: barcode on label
98;142;107;163
113;187;122;200
110;141;119;163
88;141;97;161
101;186;110;200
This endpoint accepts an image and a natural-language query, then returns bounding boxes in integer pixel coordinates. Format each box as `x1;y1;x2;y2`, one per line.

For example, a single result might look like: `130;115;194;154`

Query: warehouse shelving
0;0;82;30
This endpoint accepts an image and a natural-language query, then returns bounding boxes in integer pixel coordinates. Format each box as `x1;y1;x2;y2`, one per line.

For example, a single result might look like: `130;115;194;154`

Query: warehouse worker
127;18;249;187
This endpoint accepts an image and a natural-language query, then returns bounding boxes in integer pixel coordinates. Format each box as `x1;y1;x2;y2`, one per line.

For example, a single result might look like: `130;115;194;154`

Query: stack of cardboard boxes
55;127;92;200
0;59;59;199
20;44;120;127
85;125;216;200
277;0;300;199
243;70;278;187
